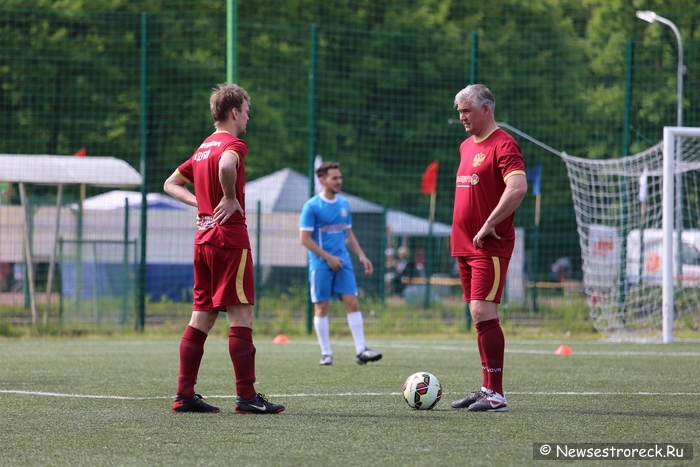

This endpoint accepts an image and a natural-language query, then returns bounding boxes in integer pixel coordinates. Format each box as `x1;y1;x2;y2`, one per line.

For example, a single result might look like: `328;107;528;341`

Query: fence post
255;200;261;318
305;23;319;336
121;198;130;324
227;0;238;83
469;32;478;84
136;12;150;332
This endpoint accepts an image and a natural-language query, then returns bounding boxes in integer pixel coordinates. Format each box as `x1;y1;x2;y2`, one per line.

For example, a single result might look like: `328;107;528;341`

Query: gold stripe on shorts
236;249;249;304
485;256;500;302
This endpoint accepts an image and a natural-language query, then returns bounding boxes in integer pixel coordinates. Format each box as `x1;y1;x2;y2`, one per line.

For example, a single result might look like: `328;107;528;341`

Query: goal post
662;127;700;342
467;121;700;341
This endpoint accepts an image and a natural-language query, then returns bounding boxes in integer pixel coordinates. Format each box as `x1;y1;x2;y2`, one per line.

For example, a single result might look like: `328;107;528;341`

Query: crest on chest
472;152;486;167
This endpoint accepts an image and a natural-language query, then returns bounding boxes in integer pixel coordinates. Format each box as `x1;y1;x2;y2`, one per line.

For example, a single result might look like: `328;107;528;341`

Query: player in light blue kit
299;161;383;366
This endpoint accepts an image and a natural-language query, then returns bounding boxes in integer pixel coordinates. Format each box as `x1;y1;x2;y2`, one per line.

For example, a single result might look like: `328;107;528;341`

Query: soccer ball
402;372;442;410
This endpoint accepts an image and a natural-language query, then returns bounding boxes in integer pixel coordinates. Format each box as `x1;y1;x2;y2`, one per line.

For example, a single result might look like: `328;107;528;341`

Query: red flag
74;147;87;157
421;161;439;195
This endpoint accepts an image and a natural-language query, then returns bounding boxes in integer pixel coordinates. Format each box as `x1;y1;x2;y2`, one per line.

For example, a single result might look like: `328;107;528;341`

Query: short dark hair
210;83;250;123
315;161;340;178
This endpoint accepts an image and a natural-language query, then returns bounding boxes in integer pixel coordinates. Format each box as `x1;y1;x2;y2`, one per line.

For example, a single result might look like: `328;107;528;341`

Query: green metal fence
0;1;697;333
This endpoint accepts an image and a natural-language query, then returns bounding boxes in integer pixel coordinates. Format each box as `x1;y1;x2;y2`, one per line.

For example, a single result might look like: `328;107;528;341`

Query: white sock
313;316;332;356
347;311;366;354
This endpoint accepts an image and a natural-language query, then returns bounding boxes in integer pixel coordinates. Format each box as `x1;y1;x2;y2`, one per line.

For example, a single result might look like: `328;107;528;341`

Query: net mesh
0;3;699;331
561;133;700;337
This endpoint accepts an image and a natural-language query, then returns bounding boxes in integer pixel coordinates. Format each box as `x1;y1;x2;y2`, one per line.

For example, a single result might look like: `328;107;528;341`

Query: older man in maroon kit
449;84;527;413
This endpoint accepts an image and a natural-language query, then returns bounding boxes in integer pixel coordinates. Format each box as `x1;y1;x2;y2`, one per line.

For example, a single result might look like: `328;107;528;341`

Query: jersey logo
455;174;479;188
199;140;222;149
340;207;348;217
194;149;211;161
472;152;486;167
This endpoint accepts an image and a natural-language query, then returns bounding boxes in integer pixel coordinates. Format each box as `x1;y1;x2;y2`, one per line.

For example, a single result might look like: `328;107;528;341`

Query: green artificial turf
1;336;698;466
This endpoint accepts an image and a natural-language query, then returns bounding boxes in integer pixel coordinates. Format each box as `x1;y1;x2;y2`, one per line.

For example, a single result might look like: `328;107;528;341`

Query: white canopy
1;153;142;324
85;170;453;236
245;168;451;236
0;154;142;186
78;190;195;211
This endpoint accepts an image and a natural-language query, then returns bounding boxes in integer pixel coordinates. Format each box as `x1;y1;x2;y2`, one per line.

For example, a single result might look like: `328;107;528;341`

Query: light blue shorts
309;264;358;303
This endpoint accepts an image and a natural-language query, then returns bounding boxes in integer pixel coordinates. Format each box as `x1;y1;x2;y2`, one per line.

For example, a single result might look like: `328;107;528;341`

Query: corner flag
421;161;439;195
526;163;541;196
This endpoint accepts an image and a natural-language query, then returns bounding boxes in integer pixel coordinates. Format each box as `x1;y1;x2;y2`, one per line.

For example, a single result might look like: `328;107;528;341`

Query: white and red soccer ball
402;372;442;410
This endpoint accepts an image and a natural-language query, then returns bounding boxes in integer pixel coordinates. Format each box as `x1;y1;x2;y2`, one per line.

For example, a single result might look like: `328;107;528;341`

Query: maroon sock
176;325;208;399
476;334;488;389
229;326;257;400
475;318;505;396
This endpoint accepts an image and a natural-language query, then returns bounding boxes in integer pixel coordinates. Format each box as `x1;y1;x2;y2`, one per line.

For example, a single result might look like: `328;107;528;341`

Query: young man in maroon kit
449;84;527;412
164;83;284;414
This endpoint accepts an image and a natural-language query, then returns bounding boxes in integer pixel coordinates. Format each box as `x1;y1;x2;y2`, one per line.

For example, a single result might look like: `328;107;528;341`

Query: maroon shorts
192;243;255;310
456;256;509;303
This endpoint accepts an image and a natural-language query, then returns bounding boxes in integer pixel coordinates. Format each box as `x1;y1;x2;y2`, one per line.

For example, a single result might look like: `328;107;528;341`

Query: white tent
0;154;142;323
245;168;452;236
80;169;452;237
63;170;451;285
0;154;142;186
76;190;196;211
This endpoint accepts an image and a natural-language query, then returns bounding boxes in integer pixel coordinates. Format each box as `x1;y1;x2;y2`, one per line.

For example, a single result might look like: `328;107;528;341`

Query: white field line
3;342;698;400
3;389;700;400
316;341;700;357
26;339;700;357
506;349;700;357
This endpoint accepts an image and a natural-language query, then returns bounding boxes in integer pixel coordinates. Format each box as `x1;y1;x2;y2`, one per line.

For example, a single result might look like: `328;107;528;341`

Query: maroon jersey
177;131;250;249
451;128;525;258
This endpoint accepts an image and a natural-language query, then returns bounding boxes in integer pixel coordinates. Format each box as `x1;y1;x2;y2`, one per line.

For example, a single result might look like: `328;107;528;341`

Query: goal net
560;127;700;339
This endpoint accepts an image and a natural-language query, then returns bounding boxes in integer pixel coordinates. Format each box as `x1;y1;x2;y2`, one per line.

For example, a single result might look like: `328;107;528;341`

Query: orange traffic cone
554;344;573;355
273;333;290;344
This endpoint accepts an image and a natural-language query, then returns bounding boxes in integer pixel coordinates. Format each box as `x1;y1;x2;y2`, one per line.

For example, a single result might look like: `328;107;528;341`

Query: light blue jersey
299;193;357;302
300;193;353;269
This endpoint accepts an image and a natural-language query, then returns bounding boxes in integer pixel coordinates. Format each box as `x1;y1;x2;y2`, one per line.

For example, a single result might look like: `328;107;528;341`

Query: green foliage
0;320;22;337
3;1;697;208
